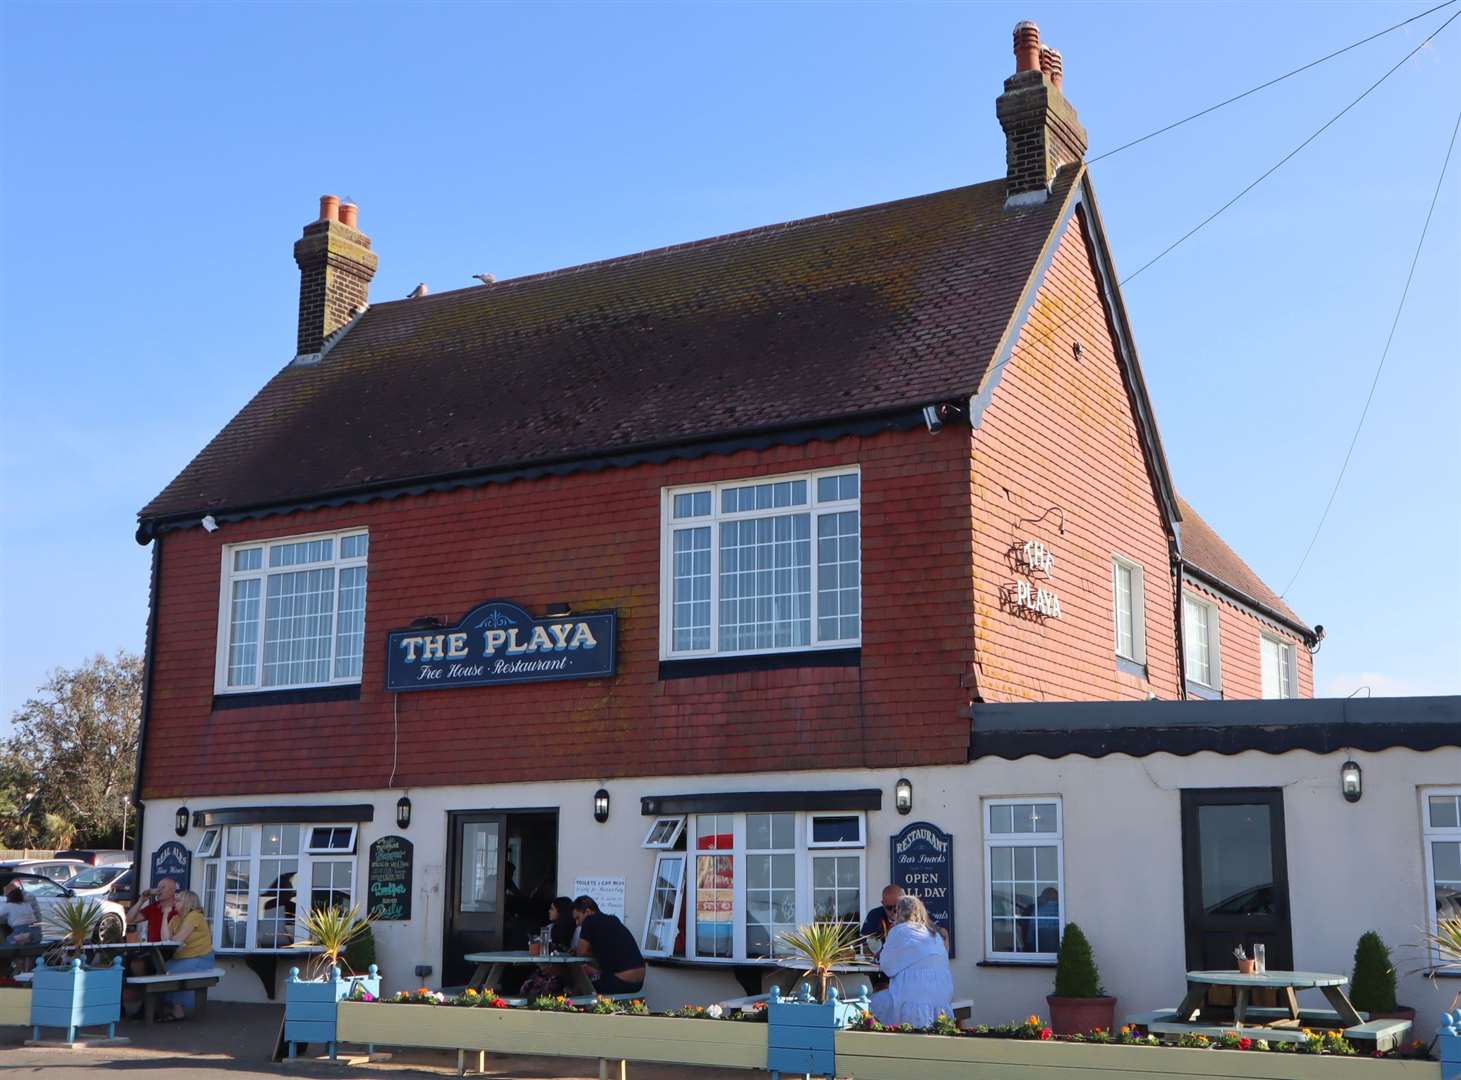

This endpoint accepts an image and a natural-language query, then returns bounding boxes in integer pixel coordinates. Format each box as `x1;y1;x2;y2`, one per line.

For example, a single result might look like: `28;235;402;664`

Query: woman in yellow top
160;890;214;1021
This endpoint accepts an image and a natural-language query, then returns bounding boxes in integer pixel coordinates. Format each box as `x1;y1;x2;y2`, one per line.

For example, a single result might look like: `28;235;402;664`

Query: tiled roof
139;169;1080;523
1178;496;1311;634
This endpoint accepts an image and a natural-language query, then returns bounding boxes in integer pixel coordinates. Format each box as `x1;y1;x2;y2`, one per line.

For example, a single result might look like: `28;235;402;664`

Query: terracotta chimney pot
1013;21;1041;73
318;194;340;223
339;202;359;229
1040;45;1064;90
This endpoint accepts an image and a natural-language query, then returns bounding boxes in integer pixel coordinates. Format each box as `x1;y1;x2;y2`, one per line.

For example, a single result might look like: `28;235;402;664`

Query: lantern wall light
396;795;412;830
175;807;189;837
1340;760;1362;803
895;778;913;816
593;788;611;824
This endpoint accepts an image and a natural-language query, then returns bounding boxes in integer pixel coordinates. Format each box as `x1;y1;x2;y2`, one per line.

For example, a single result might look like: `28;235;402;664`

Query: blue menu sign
150;840;192;891
385;599;617;692
890;821;955;957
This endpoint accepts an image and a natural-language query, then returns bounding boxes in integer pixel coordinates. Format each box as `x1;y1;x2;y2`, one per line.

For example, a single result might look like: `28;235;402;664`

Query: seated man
572;895;644;995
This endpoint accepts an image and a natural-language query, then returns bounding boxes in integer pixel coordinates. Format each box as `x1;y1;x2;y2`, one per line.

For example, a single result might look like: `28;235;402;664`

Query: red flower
491;997;509;1009
1039;1028;1053;1041
1238;1037;1252;1051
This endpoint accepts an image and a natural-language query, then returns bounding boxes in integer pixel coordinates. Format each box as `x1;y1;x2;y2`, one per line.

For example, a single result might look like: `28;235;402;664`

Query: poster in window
890;821;955;957
367;835;413;921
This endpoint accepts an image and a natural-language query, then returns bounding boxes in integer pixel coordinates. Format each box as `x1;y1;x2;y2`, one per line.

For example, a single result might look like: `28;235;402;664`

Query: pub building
131;23;1460;1030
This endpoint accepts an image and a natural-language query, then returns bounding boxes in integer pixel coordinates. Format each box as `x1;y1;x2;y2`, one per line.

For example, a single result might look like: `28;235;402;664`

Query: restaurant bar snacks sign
150;840;192;891
367;835;413;921
385;600;617;692
890;821;955;957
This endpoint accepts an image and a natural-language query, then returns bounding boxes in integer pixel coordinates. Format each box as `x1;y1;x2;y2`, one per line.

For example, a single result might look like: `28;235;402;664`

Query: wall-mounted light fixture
593;788;611;824
545;602;573;617
396;795;413;830
895;778;913;816
1340;760;1362;803
175;807;189;837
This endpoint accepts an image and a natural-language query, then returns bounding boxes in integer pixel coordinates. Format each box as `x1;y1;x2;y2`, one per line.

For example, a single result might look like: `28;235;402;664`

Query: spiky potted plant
30;898;124;1041
768;921;868;1077
284;905;380;1060
1350;930;1413;1022
776;920;861;1003
1046;923;1116;1035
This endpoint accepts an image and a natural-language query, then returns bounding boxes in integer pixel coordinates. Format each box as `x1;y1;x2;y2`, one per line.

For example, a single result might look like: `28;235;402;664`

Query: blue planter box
284;965;380;1060
30;957;123;1042
767;984;869;1079
1440;1009;1460;1080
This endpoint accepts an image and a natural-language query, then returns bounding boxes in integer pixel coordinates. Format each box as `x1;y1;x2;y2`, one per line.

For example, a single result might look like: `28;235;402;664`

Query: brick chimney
995;21;1088;208
292;195;378;357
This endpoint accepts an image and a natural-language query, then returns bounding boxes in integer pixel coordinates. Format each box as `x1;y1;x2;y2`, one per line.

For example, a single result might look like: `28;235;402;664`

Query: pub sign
890;821;955;957
385;600;617;692
150;840;192;891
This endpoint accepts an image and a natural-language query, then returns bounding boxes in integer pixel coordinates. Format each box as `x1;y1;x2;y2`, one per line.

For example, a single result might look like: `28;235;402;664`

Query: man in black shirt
573;895;645;994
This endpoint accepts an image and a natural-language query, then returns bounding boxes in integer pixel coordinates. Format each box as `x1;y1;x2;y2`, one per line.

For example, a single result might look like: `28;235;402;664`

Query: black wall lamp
593;788;611;824
175;807;189;837
1340;760;1362;804
895;778;913;816
396;795;413;830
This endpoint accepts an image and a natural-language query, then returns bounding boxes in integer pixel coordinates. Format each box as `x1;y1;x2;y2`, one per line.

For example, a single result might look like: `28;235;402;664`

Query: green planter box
30;957;123;1042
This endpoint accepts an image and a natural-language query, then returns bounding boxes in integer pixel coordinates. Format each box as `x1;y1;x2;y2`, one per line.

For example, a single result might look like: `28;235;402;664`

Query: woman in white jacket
870;895;954;1028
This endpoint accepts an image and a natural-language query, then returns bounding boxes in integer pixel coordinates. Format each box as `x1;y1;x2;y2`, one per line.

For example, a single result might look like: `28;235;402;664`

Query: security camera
922;405;943;434
201;515;218;533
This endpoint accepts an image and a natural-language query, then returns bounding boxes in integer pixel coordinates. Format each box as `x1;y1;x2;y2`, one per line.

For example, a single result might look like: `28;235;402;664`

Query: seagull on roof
407;282;428;298
473;273;496;285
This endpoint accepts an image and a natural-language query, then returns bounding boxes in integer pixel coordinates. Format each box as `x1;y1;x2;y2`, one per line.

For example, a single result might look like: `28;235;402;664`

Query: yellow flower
1026;1014;1041;1026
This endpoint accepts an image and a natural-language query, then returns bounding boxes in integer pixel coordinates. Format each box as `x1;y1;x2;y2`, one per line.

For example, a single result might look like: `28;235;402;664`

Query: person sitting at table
157;890;214;1022
126;877;179;947
870;895;954;1029
860;884;904;948
521;896;580;998
572;895;644;995
1;880;44;973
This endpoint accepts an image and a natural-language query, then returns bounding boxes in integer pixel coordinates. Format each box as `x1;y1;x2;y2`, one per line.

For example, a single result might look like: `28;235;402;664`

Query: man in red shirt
127;876;180;943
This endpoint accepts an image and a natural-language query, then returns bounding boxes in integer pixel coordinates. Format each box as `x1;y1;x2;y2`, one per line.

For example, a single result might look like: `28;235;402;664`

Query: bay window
661;469;860;659
196;822;358;952
983;797;1064;962
216;529;369;693
639;810;866;962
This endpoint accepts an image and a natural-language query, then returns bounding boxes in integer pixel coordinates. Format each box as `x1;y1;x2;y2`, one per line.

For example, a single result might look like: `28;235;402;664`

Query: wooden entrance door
1180;788;1294;972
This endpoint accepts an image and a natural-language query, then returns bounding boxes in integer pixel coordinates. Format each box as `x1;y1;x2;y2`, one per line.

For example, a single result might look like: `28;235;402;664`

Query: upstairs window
1183;593;1222;691
217;530;368;693
661;469;860;659
1260;634;1297;699
1111;555;1147;666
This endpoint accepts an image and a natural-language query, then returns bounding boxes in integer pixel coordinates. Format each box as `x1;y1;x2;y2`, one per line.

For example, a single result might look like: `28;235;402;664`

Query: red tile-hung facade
969;209;1180;704
139;430;979;799
1182;577;1314;701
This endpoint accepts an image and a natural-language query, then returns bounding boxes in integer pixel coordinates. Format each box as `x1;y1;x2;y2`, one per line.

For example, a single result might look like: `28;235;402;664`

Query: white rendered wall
140;745;1460;1032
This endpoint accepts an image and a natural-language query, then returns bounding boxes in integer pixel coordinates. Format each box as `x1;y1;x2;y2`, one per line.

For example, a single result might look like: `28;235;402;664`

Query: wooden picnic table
1174;970;1364;1029
89;939;180;973
463;950;595;996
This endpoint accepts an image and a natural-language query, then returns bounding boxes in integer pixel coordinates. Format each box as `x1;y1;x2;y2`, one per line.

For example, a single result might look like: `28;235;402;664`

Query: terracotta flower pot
1046;994;1116;1036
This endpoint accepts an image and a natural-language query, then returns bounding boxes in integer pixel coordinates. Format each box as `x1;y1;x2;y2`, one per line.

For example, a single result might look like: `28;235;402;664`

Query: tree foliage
3;651;142;849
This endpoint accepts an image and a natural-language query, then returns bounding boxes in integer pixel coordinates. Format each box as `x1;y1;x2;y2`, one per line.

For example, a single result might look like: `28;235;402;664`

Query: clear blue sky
2;1;1457;720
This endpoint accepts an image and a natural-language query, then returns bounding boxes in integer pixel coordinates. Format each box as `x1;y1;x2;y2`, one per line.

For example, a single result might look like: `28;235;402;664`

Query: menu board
367;835;413;921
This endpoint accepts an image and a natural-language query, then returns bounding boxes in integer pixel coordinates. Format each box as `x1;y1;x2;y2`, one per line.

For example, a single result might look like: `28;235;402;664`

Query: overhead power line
1088;0;1460;164
1279;104;1461;598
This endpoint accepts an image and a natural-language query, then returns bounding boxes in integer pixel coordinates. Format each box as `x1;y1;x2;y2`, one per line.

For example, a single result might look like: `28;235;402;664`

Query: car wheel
95;912;125;944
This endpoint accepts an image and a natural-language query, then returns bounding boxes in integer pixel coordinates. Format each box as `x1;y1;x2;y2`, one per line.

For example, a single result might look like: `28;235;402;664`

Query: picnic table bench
126;966;225;1023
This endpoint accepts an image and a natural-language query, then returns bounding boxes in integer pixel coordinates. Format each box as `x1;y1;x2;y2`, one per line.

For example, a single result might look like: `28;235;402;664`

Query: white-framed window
1423;788;1461;962
194;822;359;952
660;468;860;659
983;797;1064;962
642;817;686;850
1183;593;1222;690
215;529;369;693
646;809;866;962
1260;633;1297;699
1111;556;1146;665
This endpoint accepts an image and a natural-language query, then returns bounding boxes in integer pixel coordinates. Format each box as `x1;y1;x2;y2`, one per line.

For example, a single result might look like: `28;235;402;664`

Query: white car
1;870;129;943
66;863;134;902
0;858;90;884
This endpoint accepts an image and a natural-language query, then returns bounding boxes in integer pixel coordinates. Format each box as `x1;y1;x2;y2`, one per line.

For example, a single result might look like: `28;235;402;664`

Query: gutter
1182;561;1316;645
128;534;162;885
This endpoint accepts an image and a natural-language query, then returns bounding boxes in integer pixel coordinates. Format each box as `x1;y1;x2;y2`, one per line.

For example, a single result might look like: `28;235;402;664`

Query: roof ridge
374;178;1003;307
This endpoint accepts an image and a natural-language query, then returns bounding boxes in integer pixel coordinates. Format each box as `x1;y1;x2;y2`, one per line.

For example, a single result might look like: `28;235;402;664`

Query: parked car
66;863;132;900
0;870;128;943
0;858;90;884
53;849;133;867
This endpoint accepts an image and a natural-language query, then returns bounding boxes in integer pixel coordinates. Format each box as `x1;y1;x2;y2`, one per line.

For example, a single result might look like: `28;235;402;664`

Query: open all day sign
385;599;616;692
